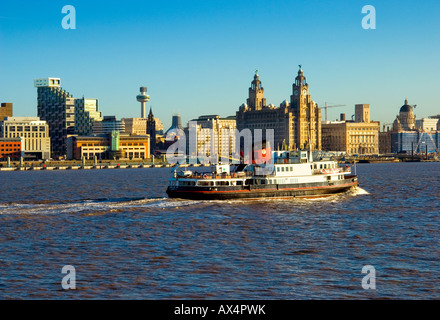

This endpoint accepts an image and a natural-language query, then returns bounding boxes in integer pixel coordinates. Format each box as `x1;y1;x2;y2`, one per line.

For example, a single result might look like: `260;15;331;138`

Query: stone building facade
321;105;380;155
0;103;13;121
236;67;321;151
0;117;51;159
186;115;237;161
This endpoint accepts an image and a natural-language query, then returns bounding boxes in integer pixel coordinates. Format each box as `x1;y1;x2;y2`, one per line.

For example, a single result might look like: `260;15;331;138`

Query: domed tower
247;70;266;110
398;98;416;131
136;86;150;118
392;116;402;132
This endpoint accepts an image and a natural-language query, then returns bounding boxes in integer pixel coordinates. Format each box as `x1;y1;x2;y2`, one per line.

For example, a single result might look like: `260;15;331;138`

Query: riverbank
0;160;210;172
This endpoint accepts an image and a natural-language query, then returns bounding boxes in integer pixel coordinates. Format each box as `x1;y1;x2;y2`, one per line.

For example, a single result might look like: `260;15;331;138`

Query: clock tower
247;71;266;111
290;65;321;150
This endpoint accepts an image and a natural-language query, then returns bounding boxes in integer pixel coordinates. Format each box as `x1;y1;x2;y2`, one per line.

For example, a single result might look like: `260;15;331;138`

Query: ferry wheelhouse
166;150;358;200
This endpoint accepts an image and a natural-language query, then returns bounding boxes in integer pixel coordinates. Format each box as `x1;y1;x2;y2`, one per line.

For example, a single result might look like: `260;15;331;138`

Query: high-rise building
0;103;13;121
35;77;75;157
290;66;321;150
0;117;51;159
74;98;103;136
93;116;125;135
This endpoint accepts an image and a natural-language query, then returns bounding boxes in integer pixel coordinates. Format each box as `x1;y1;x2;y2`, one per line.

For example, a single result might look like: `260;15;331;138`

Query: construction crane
320;102;346;121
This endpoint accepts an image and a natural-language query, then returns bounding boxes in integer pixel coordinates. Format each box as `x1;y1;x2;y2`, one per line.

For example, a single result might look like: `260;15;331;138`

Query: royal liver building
236;66;321;151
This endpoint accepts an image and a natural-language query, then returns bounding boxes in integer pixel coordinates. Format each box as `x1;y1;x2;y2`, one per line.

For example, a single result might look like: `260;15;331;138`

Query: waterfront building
0;117;51;159
0;103;13;121
391;131;440;154
186;115;237;161
122;118;147;135
290;67;321;150
155;118;164;135
385;99;440;154
35;77;75;157
0;137;22;160
93;116;125;135
321;105;380;155
379;131;392;154
236;72;295;150
236;67;321;151
415;118;438;132
67;133;150;160
392;99;416;132
74;98;103;136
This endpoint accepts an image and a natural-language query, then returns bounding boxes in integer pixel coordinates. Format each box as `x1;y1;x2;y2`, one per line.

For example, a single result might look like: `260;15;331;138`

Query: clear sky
1;0;439;129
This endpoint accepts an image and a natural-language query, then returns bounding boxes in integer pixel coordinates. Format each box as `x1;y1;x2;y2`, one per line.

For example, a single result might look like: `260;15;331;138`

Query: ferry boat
166;150;359;200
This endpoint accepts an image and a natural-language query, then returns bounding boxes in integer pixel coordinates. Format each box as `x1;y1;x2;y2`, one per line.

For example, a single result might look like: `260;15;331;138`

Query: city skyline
1;0;439;129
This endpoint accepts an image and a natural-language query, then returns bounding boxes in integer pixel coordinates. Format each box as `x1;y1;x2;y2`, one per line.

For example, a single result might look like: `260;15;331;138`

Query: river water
0;163;439;299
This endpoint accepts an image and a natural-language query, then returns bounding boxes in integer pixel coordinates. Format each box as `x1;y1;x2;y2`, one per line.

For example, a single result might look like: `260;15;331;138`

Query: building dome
400;99;412;113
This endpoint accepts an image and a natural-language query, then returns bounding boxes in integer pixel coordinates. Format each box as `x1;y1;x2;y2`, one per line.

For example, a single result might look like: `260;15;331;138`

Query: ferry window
277;167;280;172
281;167;285;172
314;164;317;169
261;180;266;184
236;181;243;185
290;167;293;171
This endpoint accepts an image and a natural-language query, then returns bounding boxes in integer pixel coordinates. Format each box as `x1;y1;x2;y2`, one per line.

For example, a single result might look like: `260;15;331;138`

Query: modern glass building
74;98;103;136
35;78;75;157
391;132;440;154
93;116;125;135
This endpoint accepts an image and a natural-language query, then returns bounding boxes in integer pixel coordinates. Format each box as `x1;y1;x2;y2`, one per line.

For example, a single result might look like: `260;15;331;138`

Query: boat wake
350;187;370;196
0;197;174;216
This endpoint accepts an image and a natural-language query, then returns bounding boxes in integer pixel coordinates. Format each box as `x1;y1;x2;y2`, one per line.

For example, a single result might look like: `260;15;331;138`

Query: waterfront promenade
0;159;210;171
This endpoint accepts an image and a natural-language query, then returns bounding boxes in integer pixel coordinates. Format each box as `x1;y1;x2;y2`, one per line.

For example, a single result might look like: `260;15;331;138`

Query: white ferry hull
166;176;358;200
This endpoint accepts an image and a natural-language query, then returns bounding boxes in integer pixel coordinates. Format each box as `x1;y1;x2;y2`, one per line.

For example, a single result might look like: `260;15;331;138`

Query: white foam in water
351;187;370;196
0;197;202;215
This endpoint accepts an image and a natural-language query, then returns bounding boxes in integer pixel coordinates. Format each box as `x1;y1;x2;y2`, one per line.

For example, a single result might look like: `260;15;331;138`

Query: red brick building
0;138;22;160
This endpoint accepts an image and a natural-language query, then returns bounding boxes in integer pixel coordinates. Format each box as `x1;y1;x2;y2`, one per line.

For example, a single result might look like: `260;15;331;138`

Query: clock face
294;90;298;96
302;89;307;95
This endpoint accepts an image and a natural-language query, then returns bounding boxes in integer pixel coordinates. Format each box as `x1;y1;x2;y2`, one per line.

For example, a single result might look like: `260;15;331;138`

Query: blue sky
1;0;439;129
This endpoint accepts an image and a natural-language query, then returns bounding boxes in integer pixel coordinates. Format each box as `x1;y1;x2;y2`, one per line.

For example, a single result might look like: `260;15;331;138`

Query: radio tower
136;86;150;118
